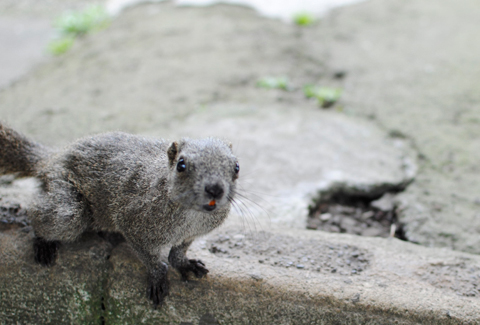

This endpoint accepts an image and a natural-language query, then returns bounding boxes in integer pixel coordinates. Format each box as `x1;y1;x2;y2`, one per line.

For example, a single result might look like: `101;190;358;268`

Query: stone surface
0;17;52;89
308;0;480;253
0;229;111;323
0;2;414;229
0;0;96;18
1;225;479;323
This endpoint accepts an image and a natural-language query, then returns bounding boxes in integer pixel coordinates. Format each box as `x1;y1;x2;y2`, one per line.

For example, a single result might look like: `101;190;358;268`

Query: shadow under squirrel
0;122;239;307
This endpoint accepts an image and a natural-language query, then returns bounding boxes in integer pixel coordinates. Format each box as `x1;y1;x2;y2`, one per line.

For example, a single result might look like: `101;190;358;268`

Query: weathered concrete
0;1;416;227
0;0;480;323
307;0;480;253
106;228;479;324
0;0;101;89
1;225;479;324
0;228;111;323
0;17;52;89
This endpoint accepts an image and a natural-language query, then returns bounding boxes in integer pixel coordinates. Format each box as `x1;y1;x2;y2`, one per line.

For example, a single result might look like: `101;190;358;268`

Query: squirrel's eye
177;158;186;172
234;162;240;174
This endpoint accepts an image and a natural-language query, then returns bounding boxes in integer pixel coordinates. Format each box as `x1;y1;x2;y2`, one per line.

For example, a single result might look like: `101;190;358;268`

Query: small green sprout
48;37;75;55
256;77;290;91
303;85;342;108
55;5;110;36
293;12;317;26
47;5;110;55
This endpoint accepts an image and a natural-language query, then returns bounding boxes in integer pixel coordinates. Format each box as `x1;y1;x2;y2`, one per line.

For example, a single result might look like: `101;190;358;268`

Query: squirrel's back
60;132;169;225
0;122;50;177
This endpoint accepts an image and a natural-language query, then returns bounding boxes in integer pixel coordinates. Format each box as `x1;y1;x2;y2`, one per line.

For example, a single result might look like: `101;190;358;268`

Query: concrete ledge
2;226;479;324
0;229;110;323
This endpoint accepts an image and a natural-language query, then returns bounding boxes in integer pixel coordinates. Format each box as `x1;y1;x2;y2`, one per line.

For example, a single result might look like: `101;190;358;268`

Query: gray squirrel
0;122;239;307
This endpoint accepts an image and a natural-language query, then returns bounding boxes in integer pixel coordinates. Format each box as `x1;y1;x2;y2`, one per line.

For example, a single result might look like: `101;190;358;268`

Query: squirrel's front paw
147;274;170;308
177;259;209;281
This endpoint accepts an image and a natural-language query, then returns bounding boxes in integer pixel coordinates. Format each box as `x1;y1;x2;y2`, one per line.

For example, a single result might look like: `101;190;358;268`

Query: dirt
307;190;408;240
0;198;29;231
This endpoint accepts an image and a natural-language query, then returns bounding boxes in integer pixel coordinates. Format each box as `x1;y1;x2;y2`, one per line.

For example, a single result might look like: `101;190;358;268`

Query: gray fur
0;122;239;307
0;122;52;177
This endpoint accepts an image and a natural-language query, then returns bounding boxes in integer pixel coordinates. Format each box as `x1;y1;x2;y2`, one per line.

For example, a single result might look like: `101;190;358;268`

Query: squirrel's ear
167;141;178;167
227;142;233;150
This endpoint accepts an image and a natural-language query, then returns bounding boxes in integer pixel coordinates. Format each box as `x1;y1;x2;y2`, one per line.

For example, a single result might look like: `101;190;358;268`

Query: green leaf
293;12;317;26
256;77;290;91
48;37;75;55
55;5;110;37
303;85;343;108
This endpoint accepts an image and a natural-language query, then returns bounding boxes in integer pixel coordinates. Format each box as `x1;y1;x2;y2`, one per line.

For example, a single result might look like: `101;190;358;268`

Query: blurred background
1;0;479;256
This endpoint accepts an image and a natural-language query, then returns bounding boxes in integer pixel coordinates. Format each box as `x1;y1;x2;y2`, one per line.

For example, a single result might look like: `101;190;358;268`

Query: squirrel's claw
147;276;170;308
178;259;209;281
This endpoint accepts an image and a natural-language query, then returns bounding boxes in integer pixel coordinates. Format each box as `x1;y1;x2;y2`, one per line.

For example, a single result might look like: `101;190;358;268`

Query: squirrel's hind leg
31;180;90;266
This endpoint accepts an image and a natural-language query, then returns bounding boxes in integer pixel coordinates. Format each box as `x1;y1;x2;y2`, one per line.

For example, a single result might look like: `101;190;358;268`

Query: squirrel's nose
205;183;224;199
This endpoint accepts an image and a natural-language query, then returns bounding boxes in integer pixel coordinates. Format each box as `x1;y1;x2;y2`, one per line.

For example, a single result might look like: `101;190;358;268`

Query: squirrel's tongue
208;200;216;206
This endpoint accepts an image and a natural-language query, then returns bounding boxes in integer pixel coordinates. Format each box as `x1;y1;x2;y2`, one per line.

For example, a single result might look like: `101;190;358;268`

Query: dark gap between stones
100;296;106;325
307;188;408;241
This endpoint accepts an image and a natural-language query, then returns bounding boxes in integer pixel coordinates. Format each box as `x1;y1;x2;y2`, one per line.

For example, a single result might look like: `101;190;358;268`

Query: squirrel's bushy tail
0;122;48;177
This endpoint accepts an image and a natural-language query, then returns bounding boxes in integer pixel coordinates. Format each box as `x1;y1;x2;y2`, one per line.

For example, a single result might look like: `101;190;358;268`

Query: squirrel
0;122;239;307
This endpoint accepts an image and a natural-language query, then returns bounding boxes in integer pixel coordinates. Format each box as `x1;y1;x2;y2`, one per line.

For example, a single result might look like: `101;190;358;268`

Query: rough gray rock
308;0;480;253
0;17;52;89
0;228;111;323
4;224;479;323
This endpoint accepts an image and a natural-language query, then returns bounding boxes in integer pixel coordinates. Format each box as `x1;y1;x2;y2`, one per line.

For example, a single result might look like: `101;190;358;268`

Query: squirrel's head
166;138;239;213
